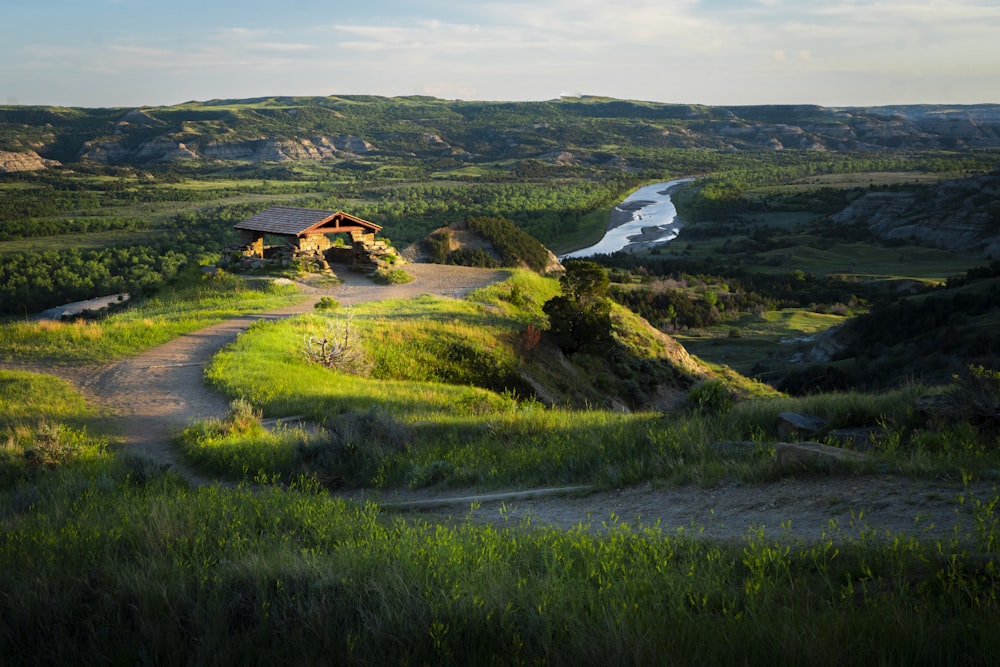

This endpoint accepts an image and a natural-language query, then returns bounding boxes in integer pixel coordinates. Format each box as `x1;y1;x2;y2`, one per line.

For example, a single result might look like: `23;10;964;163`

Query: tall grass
0;370;109;485
1;471;998;665
3;337;1000;664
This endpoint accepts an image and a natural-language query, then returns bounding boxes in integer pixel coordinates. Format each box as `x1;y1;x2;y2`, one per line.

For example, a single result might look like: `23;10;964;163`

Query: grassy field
3;154;1000;660
677;309;846;376
2;277;1000;662
0;269;302;362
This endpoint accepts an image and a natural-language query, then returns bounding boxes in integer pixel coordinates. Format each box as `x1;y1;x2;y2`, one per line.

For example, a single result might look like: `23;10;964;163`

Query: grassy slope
0;270;302;362
2;275;999;663
190;271;714;488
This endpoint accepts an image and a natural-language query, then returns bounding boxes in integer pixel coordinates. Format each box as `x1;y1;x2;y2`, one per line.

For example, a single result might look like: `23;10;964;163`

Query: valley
2;95;1000;664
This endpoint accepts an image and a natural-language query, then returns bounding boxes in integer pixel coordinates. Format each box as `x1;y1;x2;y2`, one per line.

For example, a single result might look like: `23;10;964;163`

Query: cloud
4;0;999;106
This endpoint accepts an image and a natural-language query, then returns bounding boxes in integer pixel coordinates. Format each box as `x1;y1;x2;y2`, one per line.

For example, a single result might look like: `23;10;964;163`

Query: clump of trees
465;216;551;271
0;246;188;316
425;216;551;271
543;260;613;354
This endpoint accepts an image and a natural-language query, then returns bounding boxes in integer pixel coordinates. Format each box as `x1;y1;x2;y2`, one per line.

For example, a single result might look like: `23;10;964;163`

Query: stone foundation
226;233;402;275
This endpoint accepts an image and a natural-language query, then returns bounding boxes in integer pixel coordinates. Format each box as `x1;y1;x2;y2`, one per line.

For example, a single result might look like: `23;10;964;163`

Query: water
562;178;693;259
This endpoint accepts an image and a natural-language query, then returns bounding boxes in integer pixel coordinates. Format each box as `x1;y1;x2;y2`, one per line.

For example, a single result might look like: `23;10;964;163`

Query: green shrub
314;296;340;311
687;378;734;413
950;364;1000;428
373;267;414;285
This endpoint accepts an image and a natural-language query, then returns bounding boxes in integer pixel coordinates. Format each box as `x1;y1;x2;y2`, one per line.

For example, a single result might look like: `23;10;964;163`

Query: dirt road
5;262;996;542
6;264;507;485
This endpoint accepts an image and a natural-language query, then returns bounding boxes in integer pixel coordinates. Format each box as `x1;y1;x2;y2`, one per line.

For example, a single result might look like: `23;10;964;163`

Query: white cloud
3;0;1000;106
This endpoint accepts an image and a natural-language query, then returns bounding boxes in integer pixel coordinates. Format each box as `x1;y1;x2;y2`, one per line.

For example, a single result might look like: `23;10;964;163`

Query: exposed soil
361;475;996;545
5;262;996;542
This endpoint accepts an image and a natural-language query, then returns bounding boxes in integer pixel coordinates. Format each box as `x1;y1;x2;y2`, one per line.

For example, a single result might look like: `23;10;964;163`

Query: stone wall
349;232;402;273
228;232;402;275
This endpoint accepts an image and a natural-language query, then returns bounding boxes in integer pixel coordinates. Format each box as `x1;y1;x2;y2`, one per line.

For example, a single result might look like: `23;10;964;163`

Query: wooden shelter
234;206;382;258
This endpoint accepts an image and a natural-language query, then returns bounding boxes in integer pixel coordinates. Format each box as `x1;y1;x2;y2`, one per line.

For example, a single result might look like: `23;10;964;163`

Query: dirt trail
5;264;506;485
5;263;996;541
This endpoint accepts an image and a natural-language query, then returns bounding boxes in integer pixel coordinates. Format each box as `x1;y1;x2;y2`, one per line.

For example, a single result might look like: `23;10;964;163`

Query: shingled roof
234;206;381;237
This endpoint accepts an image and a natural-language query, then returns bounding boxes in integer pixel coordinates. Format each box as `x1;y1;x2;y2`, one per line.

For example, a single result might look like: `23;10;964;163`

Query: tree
543;260;613;354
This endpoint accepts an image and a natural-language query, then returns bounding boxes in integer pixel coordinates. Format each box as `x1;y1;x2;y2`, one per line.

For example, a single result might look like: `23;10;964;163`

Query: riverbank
565;178;693;258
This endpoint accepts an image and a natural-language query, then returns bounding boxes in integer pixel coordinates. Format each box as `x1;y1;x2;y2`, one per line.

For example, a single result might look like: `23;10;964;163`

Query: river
562;178;693;259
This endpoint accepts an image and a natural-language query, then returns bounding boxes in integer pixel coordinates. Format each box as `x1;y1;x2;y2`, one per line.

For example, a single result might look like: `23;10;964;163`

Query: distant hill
3;96;1000;171
831;172;1000;257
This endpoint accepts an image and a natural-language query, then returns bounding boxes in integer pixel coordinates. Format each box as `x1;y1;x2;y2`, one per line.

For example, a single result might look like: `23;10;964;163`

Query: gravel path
5;262;996;542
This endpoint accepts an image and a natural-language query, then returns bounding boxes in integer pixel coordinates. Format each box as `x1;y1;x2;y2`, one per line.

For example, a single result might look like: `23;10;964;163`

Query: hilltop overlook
2;93;1000;664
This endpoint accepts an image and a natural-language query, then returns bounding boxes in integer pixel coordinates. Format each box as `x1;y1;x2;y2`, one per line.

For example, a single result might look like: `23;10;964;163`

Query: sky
2;0;999;108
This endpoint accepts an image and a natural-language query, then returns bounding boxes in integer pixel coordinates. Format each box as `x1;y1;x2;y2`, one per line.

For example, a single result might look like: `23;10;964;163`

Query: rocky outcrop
831;173;1000;256
79;134;376;164
208;135;375;162
0;149;59;173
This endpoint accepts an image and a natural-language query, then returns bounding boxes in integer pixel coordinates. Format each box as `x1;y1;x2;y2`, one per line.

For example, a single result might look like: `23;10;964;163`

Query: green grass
198;292;671;488
185;276;1000;489
678;308;847;375
3;292;1000;663
0;271;303;363
2;444;999;665
0;370;110;487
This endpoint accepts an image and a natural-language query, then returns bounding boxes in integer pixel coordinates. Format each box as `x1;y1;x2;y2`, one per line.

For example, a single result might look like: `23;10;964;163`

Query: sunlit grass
2;267;999;663
0;370;111;486
0;272;303;363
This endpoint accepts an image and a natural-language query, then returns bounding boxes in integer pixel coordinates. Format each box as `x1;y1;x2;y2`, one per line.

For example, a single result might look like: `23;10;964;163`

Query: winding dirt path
5;264;506;485
5;263;996;542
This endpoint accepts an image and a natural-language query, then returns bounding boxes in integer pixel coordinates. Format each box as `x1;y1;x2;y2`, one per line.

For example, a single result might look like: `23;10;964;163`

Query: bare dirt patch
362;475;997;544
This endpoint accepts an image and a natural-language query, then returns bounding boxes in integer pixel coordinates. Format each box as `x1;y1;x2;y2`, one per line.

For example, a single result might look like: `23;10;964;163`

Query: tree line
0;246;188;316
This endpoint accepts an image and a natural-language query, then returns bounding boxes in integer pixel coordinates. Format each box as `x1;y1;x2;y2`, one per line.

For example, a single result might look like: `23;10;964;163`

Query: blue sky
3;0;999;107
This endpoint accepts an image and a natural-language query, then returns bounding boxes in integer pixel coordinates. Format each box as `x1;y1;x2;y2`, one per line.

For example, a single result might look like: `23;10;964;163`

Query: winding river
562;178;693;259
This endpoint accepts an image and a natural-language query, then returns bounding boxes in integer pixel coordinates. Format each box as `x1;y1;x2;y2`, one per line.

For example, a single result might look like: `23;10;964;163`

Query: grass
0;270;303;363
2;436;999;664
0;370;109;485
678;308;848;375
182;276;1000;490
3;283;1000;663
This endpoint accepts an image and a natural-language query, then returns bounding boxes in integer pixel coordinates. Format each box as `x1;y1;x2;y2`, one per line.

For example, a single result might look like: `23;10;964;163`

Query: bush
687;378;734;414
314;296;339;311
948;365;1000;428
373;268;413;285
543;261;613;354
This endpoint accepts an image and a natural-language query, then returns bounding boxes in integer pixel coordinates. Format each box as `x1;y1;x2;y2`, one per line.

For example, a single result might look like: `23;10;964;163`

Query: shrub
225;398;262;434
22;422;73;468
948;364;1000;428
303;314;368;375
543;261;613;354
314;296;339;311
373;268;413;285
687;378;734;414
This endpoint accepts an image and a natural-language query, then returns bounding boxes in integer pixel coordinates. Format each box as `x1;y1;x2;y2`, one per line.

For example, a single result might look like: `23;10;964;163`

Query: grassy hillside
2;271;1000;663
3;94;1000;661
5;97;1000;166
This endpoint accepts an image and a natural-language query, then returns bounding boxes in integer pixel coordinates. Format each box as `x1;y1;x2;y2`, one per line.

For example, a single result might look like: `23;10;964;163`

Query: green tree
543;260;613;354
